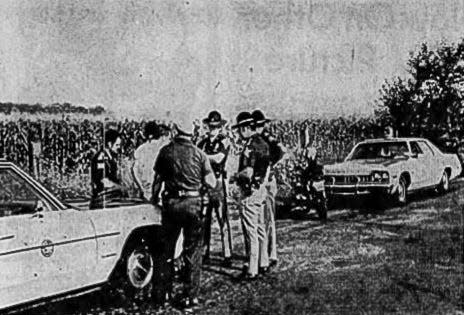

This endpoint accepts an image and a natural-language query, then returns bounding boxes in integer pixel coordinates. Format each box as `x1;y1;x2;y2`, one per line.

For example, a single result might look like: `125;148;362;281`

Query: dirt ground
18;183;464;315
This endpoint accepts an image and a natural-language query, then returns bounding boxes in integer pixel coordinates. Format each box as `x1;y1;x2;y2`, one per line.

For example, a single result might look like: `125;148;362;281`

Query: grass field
25;181;464;315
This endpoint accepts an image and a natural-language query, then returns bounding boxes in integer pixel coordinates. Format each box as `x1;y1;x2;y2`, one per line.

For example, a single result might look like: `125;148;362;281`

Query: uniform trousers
239;185;269;276
265;176;278;261
154;196;204;300
204;179;232;259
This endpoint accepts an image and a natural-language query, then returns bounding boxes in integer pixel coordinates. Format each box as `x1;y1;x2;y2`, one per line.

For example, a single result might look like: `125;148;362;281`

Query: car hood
324;157;408;175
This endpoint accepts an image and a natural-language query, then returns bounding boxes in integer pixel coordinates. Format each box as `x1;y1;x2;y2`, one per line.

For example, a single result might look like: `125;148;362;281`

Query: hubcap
127;249;154;289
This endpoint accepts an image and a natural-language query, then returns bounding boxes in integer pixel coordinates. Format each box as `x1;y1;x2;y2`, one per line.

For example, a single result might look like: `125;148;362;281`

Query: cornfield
0;113;385;200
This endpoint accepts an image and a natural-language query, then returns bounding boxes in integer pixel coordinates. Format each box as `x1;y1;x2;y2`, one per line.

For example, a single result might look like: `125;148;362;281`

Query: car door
0;166;98;310
417;140;441;186
53;208;98;291
408;141;429;189
0;167;58;308
13;165;98;296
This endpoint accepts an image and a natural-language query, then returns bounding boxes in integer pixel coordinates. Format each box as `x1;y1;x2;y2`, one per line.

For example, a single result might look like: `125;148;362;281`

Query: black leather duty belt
164;190;201;199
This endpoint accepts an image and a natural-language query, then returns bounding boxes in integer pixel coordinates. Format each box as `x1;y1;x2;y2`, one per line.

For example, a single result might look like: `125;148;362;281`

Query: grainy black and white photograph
1;0;464;314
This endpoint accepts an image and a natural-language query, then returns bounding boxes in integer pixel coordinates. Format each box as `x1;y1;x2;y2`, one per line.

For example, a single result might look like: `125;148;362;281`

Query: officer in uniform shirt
251;110;285;269
232;111;270;280
197;110;233;266
89;129;124;209
152;115;216;309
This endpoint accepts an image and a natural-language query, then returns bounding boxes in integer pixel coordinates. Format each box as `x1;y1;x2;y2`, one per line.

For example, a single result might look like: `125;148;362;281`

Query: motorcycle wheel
316;195;328;222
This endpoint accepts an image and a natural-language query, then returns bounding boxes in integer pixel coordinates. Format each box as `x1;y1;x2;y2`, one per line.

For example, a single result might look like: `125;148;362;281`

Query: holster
200;188;209;217
236;176;252;197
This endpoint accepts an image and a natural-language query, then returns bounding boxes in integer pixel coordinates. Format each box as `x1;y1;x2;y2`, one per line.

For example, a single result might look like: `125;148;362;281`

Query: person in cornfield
251;109;285;270
152;115;216;310
132;121;170;201
232;111;271;280
89;129;126;209
197;110;233;267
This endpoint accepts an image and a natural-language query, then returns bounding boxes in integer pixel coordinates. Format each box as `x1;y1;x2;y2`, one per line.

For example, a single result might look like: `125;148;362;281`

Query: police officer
251;110;285;269
89;129;124;209
152;115;216;309
197;111;233;266
232;111;270;280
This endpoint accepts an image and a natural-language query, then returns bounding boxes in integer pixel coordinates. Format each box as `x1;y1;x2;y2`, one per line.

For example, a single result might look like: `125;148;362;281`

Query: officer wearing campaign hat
232;111;271;280
251;109;285;270
251;110;271;125
197;110;233;266
202;110;227;128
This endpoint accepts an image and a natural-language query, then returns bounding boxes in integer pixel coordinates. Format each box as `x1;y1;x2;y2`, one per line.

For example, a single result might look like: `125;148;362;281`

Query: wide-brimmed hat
251;109;272;126
232;111;254;129
202;110;226;127
175;115;194;136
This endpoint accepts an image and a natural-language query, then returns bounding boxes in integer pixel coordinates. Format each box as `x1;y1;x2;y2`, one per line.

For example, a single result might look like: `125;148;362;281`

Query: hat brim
254;118;272;125
232;118;255;129
202;118;227;127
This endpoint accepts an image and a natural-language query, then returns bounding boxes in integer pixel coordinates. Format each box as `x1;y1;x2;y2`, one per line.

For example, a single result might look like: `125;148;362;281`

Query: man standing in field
232;111;270;280
251;109;285;270
197;111;233;267
152;115;216;309
131;121;170;201
89;129;125;209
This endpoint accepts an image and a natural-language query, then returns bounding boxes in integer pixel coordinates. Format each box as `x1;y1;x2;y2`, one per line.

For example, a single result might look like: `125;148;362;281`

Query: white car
324;137;462;204
0;160;174;312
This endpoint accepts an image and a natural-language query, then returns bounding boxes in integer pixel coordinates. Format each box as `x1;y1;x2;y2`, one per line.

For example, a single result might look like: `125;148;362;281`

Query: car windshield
348;142;409;160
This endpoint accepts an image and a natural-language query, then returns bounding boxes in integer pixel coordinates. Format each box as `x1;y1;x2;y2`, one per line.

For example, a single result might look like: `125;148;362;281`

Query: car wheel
396;176;407;205
437;171;450;194
110;241;155;304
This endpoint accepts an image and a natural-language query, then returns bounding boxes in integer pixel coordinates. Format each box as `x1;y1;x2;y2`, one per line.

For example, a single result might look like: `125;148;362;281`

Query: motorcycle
288;163;328;221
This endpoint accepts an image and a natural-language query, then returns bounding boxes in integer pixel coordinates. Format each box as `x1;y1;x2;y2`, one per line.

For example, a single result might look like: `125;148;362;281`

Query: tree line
0;102;106;115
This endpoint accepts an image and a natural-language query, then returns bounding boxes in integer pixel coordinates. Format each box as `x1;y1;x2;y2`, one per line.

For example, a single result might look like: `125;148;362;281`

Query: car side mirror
409;152;418;159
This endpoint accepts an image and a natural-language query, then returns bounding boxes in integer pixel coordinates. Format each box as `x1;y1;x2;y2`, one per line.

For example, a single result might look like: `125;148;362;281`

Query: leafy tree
377;39;464;152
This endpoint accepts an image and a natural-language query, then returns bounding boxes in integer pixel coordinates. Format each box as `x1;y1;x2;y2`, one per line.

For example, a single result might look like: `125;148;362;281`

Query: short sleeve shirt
197;134;229;178
154;136;214;192
238;134;270;182
90;149;119;196
261;130;284;166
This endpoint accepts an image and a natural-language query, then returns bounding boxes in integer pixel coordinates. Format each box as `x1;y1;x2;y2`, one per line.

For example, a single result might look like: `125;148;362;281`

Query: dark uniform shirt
90;149;120;197
154;136;214;193
197;134;229;178
261;130;284;166
238;133;270;189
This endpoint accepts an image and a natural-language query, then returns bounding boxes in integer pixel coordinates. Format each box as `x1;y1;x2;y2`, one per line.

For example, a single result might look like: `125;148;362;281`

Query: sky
1;0;464;120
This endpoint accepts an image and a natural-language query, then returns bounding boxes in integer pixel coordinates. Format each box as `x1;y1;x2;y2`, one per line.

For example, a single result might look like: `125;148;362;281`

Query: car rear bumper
325;183;394;196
